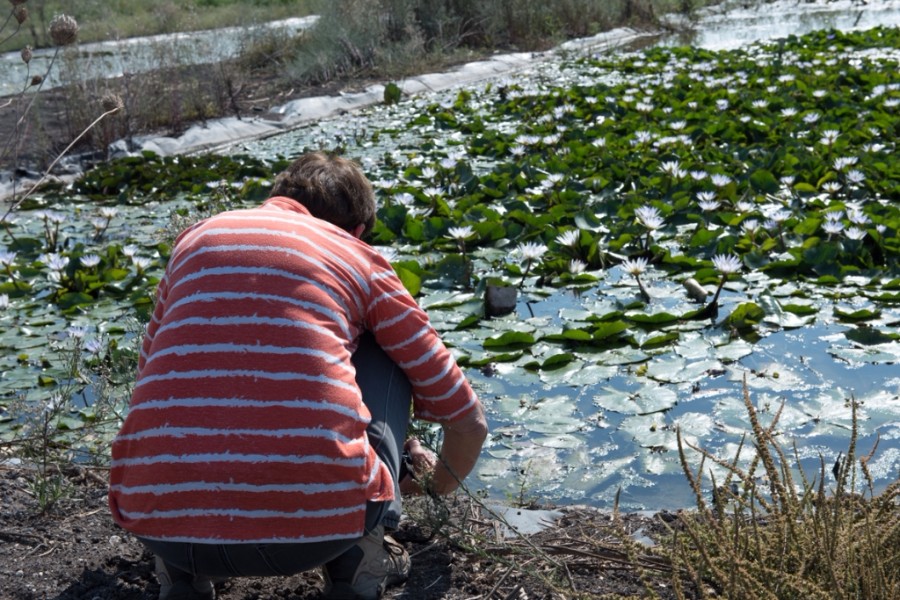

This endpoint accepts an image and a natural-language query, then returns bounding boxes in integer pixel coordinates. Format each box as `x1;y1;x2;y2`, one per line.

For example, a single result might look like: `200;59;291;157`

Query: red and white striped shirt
108;197;480;544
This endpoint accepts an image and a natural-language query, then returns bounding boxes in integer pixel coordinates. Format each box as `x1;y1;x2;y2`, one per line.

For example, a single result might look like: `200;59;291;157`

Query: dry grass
664;377;900;599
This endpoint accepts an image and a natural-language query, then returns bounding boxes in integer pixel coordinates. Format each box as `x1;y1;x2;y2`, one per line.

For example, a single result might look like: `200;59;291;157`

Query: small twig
0;529;44;543
24;542;49;558
4;106;122;218
409;540;441;559
423;575;443;591
502;585;525;600
73;507;105;519
486;565;515;599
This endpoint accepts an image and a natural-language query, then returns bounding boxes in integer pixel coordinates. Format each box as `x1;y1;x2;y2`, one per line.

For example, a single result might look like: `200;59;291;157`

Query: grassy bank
0;0;322;52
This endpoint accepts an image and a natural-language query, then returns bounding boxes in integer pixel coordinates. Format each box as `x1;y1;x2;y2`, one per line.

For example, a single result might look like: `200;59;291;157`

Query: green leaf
394;266;422;297
844;327;896;345
541;352;576;370
592;320;630;341
834;307;880;322
726;302;765;330
483;331;536;349
749;169;779;193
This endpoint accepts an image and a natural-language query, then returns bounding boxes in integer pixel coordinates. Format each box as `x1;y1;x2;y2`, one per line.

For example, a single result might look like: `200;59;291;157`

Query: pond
1;2;898;512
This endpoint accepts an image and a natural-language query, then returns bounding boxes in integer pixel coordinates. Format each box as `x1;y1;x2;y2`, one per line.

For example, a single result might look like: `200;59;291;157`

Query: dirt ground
0;465;689;600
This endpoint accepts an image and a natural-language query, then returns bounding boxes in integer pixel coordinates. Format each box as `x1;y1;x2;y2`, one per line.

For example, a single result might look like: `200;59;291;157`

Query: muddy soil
0;465;688;600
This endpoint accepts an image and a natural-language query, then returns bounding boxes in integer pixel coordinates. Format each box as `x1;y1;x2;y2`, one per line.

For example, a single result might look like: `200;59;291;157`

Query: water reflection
664;0;900;50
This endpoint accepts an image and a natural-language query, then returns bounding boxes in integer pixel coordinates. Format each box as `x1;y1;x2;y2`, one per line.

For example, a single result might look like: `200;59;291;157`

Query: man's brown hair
270;152;376;236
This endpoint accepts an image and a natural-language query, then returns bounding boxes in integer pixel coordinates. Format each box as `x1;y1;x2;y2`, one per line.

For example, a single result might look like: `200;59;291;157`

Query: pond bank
0;25;651;204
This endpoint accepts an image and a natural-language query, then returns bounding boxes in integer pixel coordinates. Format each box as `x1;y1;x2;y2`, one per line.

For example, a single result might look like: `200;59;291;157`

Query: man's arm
400;403;488;496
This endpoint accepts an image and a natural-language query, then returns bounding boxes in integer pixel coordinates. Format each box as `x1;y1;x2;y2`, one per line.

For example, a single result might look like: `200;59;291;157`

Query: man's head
271;152;376;237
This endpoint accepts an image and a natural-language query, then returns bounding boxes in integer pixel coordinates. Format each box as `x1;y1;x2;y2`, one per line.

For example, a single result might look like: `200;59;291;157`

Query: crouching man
108;152;488;600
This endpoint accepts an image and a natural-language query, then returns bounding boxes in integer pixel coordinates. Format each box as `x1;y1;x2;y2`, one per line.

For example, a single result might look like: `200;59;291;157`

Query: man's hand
399;405;488;496
399;438;437;496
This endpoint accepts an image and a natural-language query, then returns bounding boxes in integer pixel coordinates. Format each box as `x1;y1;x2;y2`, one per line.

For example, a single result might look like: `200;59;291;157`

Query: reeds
665;376;899;599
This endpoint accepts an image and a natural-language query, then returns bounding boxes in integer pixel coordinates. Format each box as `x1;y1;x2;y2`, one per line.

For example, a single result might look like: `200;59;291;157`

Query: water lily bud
29;74;42;87
101;92;124;112
13;5;26;24
49;13;78;46
20;45;32;64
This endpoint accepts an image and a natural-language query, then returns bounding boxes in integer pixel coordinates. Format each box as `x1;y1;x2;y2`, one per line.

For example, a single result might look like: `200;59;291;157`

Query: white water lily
712;253;742;275
735;201;755;214
845;227;867;241
394;192;415;207
44;253;70;271
555;229;580;248
660;160;686;178
710;173;731;187
516;242;548;262
569;259;587;275
132;256;153;272
741;219;760;235
447;226;475;241
621;256;651;302
635;206;664;230
846;169;866;184
696;190;716;203
819;129;840;145
847;208;870;226
833;156;858;170
80;254;101;268
622;257;648;275
823;221;844;237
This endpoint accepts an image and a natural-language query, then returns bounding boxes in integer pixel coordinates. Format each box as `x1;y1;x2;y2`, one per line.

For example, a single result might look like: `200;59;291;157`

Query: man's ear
349;224;366;239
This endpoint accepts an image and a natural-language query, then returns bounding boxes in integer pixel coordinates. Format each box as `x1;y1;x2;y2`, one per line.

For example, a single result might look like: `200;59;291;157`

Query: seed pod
20;45;32;64
29;74;43;87
10;0;29;6
13;5;26;24
101;92;124;112
49;13;78;46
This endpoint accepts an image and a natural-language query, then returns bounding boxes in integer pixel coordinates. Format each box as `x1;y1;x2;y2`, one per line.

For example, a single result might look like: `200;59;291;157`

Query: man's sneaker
322;525;411;600
155;556;216;600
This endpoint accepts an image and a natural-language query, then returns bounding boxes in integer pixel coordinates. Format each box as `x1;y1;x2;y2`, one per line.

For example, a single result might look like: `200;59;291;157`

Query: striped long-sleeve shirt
108;197;480;544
